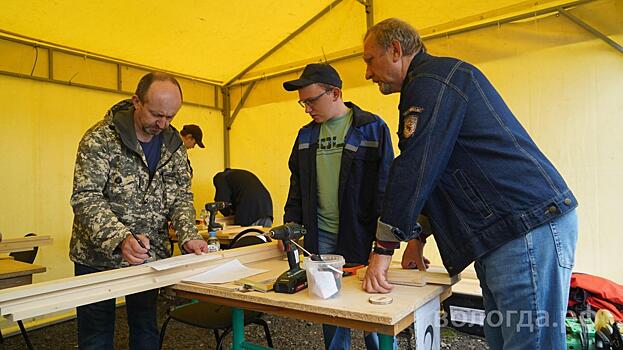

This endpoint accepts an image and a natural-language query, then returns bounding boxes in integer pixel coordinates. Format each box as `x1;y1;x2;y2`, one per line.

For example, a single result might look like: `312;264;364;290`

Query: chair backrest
9;233;39;263
231;229;270;249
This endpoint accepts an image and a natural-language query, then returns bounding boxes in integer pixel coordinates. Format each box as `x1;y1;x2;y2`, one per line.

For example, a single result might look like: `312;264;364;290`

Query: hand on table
401;239;430;271
183;239;209;254
362;252;394;293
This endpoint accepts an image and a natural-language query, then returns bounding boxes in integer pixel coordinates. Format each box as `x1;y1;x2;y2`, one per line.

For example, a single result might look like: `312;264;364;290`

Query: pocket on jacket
109;174;137;197
452;169;493;219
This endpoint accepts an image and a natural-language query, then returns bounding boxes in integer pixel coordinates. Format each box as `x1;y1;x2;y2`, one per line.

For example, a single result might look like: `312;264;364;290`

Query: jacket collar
402;50;432;91
108;99;183;155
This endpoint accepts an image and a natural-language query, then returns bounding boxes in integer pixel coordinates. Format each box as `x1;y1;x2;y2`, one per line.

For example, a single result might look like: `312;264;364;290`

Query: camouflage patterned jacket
69;100;201;269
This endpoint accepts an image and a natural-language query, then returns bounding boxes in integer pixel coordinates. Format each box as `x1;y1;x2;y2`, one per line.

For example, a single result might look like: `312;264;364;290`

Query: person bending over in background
213;168;273;227
283;63;395;350
361;18;578;350
70;72;208;349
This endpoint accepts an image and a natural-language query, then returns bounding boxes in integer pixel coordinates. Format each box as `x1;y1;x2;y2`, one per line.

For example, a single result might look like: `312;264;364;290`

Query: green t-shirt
316;109;353;234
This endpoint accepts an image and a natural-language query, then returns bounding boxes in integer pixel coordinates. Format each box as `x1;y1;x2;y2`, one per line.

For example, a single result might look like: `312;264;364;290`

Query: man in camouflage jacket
69;72;207;349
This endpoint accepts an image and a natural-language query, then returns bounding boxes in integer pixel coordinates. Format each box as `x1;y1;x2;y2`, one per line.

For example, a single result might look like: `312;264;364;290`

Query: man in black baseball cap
283;64;396;350
180;124;205;149
180;124;204;178
283;63;342;91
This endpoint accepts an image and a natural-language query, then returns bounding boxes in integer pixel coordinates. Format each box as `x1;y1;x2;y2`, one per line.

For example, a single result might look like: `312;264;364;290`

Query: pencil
131;232;152;258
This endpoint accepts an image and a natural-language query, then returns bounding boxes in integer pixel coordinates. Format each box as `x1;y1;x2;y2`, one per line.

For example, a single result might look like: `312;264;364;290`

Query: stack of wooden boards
0;235;53;254
0;243;283;322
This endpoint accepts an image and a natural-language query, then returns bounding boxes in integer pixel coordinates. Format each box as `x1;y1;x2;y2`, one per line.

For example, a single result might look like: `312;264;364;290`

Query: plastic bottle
207;231;220;253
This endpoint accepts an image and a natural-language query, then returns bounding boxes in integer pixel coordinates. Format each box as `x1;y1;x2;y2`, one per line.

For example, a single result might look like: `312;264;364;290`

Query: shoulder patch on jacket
401;106;423;138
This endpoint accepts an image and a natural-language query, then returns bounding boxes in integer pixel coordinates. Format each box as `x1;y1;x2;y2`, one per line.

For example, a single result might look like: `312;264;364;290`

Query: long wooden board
0;242;283;321
356;263;460;286
0;236;53;254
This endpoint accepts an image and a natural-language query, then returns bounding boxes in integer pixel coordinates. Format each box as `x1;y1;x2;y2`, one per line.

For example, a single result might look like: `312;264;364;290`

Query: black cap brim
283;78;315;91
196;140;205;148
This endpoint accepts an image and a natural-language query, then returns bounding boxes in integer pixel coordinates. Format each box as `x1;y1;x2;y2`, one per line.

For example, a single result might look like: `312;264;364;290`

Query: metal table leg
18;320;34;350
379;333;395;350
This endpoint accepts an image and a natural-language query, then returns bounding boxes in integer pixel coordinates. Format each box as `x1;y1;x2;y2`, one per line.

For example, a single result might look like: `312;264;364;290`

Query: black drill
204;201;231;231
266;223;308;294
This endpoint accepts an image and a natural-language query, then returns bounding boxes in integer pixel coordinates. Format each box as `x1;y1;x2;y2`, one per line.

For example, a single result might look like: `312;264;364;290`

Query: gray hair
365;18;426;56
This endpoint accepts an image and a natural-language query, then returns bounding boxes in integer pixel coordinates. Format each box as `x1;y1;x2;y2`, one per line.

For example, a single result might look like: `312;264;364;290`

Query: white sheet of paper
182;259;268;284
146;252;219;271
309;270;338;299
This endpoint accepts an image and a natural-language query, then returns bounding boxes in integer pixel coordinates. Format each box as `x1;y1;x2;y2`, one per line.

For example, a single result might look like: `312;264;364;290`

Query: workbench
170;257;452;349
197;225;267;247
0;260;46;290
0;259;46;349
169;225;267;251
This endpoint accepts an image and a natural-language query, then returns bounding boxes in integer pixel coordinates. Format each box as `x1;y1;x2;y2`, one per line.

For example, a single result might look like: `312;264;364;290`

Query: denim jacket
376;52;577;276
284;102;394;264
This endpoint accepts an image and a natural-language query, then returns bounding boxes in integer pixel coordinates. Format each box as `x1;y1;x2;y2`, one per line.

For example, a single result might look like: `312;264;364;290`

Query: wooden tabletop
0;260;46;280
171;258;452;335
170;226;267;245
0;260;46;290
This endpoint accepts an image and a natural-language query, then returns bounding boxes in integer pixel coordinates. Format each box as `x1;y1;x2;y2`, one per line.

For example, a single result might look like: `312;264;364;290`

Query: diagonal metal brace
227;81;257;129
558;7;623;54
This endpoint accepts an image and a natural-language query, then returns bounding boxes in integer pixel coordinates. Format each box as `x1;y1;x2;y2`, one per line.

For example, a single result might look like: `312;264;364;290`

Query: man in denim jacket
361;18;578;350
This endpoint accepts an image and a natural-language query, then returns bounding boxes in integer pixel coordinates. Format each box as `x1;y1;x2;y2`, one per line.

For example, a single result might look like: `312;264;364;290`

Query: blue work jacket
284;102;394;264
376;52;578;276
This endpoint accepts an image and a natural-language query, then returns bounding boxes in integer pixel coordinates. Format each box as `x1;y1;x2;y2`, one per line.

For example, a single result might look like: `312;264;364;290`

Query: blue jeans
474;209;578;350
74;263;159;350
317;229;394;350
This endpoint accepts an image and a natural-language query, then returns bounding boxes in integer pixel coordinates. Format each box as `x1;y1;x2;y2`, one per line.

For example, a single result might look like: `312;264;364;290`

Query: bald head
132;73;183;142
135;72;183;103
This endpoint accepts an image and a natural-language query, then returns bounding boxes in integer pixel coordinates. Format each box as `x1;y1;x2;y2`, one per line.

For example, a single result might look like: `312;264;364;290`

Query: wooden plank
0;275;32;290
0;236;53;253
1;245;273;308
7;246;284;320
0;264;153;303
0;260;46;279
173;225;267;243
356;264;460;286
215;215;235;228
0;244;270;305
0;243;283;321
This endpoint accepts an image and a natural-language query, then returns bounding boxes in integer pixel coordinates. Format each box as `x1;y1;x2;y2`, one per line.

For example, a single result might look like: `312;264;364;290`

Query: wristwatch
372;241;395;256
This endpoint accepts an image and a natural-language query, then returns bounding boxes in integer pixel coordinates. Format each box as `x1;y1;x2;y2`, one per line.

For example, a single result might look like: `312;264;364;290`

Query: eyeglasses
298;90;331;108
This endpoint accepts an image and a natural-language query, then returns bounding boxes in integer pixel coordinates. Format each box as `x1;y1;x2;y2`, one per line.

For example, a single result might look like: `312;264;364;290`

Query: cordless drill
266;223;308;294
204;201;231;231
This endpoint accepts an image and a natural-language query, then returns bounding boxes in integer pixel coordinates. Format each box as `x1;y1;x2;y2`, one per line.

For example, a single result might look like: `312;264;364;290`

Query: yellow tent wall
0;0;621;331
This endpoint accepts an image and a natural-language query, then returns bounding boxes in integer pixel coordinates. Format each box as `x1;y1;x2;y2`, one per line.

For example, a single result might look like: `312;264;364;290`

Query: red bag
568;273;623;321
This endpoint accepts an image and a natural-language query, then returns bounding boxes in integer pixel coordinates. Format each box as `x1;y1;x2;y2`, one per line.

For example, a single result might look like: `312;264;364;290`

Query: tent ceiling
0;0;601;84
